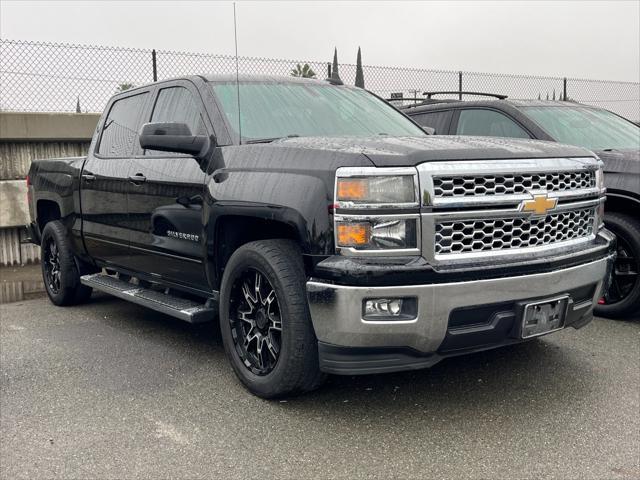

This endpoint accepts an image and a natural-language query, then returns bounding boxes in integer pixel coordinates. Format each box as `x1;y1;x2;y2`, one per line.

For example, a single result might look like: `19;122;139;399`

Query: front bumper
307;251;615;375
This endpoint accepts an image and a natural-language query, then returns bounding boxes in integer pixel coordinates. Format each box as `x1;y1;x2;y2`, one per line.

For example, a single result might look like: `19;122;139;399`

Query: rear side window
411;110;453;135
98;92;148;157
145;86;206;156
456;109;530;138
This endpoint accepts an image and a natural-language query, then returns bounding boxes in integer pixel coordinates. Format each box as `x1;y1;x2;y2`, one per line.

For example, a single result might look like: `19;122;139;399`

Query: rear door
80;89;151;267
410;110;454;135
452;108;533;138
124;80;209;290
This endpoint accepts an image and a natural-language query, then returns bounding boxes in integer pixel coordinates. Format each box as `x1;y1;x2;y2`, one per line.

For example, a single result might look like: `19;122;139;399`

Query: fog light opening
362;297;417;321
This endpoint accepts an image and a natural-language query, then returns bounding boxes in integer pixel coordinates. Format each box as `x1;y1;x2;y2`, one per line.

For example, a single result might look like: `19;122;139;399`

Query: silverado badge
520;194;558;215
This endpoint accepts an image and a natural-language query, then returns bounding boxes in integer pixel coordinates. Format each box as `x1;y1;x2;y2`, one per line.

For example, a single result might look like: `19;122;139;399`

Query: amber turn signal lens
337;222;371;247
337;178;367;201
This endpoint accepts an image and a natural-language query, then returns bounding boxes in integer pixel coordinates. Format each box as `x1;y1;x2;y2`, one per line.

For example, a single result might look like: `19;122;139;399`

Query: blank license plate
521;296;568;339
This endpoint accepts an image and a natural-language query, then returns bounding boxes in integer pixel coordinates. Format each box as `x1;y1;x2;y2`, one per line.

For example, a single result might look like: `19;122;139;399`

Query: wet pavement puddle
0;264;47;304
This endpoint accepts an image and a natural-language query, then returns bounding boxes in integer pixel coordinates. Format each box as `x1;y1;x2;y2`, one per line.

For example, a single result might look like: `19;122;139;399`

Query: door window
97;92;149;157
412;110;453;135
146;86;206;156
456;109;530;138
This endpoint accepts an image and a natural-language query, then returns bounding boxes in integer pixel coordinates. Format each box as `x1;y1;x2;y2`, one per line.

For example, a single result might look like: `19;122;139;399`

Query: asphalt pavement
1;290;638;479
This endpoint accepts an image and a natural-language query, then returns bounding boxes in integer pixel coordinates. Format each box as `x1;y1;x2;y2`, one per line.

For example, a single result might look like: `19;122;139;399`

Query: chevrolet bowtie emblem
521;194;558;215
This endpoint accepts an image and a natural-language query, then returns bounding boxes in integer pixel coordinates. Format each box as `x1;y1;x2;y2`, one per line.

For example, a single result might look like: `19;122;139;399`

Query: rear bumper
307;251;615;375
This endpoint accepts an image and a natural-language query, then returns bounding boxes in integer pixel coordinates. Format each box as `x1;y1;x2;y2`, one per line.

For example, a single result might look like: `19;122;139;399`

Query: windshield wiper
245;134;300;144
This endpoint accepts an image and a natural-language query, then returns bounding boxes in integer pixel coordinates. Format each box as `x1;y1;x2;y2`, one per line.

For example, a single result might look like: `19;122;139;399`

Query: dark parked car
402;97;640;318
26;77;615;398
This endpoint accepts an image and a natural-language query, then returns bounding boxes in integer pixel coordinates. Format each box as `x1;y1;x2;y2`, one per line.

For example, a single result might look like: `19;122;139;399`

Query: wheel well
214;216;307;287
605;194;640;221
36;200;61;231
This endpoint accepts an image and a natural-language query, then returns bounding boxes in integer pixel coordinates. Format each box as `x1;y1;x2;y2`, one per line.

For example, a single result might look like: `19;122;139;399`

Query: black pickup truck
27;76;615;398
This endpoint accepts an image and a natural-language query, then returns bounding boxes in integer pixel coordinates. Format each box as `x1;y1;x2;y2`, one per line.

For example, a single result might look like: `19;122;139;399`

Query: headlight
334;167;420;256
336;175;416;206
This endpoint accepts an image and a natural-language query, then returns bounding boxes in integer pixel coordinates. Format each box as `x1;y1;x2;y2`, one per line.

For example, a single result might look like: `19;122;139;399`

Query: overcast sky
1;0;639;82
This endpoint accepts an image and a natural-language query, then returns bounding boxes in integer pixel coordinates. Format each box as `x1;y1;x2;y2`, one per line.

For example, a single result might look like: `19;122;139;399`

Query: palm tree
116;82;135;93
290;64;317;78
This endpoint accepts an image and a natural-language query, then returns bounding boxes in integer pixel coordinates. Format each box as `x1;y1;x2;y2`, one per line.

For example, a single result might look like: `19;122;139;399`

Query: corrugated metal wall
0;141;90;179
0;227;40;266
0;141;90;266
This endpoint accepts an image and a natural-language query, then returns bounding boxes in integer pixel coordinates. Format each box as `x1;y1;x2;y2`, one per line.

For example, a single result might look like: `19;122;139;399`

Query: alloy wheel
44;238;61;294
229;268;282;375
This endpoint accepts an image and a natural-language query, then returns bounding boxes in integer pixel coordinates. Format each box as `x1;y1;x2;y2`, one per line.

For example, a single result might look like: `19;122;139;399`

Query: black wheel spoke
230;268;282;375
44;238;62;295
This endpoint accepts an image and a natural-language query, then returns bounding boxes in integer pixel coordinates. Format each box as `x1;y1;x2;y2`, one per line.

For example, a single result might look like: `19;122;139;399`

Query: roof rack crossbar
422;91;508;100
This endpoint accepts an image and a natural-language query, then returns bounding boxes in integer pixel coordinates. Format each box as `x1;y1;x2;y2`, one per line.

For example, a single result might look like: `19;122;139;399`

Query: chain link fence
1;39;639;121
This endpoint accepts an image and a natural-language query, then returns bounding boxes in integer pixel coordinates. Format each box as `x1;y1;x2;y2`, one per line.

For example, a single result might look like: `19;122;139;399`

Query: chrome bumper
307;254;614;354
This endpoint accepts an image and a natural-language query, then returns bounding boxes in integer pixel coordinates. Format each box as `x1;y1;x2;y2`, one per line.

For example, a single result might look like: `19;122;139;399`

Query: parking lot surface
1;292;639;479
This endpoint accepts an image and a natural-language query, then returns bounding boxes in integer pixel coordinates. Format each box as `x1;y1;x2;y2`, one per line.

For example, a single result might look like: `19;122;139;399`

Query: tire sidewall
40;221;82;306
219;244;308;396
596;213;640;318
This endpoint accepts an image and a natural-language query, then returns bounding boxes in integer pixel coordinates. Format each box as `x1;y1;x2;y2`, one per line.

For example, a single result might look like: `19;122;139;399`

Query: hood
594;148;640;174
273;135;594;167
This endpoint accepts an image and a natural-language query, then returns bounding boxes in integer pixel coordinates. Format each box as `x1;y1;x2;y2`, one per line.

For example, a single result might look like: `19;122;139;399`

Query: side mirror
139;122;209;157
423;126;436;135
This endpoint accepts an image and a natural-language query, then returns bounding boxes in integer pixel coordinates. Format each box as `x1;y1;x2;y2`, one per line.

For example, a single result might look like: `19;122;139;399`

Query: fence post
563;77;567;101
152;49;158;82
458;71;463;100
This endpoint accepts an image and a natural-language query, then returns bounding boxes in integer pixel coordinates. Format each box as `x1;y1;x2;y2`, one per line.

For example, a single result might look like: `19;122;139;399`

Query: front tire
595;213;640;319
40;221;93;306
219;240;325;398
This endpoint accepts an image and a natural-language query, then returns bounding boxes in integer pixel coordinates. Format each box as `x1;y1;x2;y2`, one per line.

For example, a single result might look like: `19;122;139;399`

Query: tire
40;220;93;306
219;239;326;398
595;213;640;319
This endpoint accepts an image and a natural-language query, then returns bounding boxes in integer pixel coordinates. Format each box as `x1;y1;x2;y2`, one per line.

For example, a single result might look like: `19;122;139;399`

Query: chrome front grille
433;170;596;198
417;157;604;265
434;208;596;255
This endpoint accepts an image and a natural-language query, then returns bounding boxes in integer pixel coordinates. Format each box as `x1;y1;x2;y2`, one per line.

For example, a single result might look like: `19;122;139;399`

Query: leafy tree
116;82;135;93
355;47;365;88
290;63;317;78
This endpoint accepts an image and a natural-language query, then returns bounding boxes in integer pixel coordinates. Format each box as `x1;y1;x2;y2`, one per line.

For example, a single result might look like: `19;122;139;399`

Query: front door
80;90;150;267
125;82;209;290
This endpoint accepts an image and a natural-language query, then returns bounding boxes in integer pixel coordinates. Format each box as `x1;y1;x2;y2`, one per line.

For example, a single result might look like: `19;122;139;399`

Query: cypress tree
331;48;341;82
355;47;365;88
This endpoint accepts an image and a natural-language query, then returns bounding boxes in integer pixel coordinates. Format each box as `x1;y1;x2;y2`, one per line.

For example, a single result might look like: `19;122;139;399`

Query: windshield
522;105;640;151
210;81;426;142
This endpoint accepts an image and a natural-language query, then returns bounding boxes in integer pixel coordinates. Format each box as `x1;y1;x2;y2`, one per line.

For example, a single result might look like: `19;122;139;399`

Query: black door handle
128;174;147;185
81;173;96;182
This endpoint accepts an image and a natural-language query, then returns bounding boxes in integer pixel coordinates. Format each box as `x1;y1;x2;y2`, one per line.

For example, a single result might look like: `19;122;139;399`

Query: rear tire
595;213;640;319
40;221;93;306
219;239;326;398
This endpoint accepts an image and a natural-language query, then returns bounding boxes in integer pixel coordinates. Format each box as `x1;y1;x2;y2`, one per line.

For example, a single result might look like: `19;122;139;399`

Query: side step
80;273;217;323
